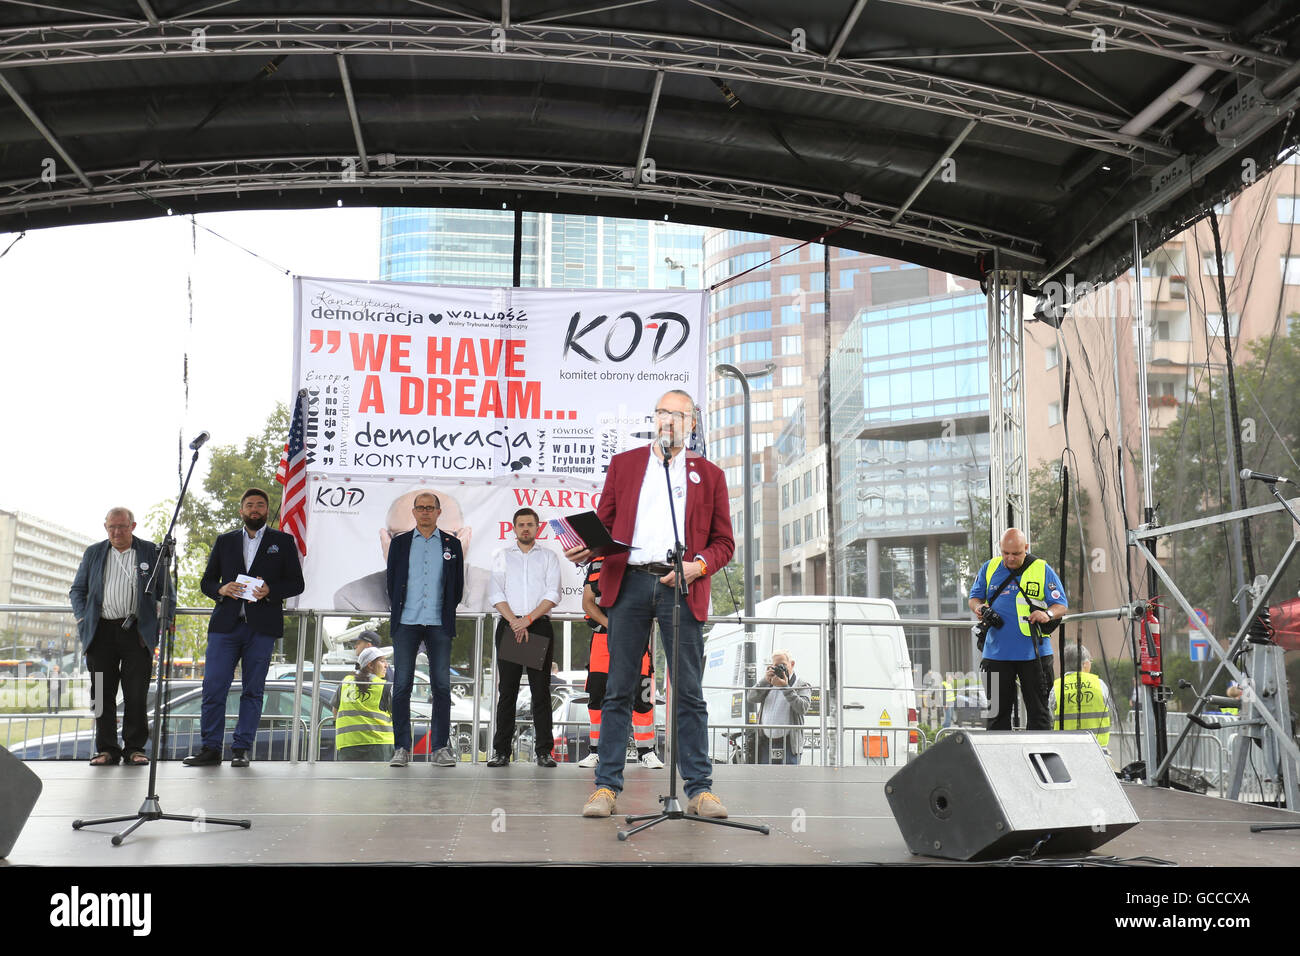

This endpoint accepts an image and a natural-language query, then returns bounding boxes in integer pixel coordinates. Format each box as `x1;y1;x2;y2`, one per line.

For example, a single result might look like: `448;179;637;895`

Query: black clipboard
562;510;630;558
498;631;551;670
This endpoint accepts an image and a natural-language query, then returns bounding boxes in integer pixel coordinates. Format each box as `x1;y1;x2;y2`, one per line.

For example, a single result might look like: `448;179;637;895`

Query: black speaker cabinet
885;731;1138;861
0;745;42;858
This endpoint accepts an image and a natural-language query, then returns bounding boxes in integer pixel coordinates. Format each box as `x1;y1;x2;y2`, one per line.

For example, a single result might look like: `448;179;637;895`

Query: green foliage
710;559;746;616
180;403;290;546
145;404;291;660
962;460;1090;580
1149;327;1300;636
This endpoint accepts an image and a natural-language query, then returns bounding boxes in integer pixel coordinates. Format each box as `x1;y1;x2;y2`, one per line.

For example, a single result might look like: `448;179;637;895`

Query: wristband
695;556;708;576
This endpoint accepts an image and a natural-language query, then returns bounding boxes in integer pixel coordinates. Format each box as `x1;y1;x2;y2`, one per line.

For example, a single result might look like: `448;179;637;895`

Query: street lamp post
715;363;754;629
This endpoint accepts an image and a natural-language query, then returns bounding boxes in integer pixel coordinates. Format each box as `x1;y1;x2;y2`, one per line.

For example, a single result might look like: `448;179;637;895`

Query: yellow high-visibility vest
1052;670;1110;747
985;557;1050;637
336;674;394;750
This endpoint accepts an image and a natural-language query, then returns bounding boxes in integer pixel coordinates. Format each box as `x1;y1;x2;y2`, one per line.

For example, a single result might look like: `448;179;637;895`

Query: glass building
379;208;704;289
829;291;991;672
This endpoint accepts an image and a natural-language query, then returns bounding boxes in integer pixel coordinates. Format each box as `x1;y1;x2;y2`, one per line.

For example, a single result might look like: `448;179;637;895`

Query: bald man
968;528;1068;731
333;486;488;611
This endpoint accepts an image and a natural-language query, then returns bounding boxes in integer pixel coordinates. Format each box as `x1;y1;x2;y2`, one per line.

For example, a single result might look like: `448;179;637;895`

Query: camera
973;604;1003;651
770;662;788;681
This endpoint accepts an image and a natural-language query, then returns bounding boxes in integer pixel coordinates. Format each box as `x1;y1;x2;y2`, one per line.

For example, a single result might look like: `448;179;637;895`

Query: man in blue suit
69;507;161;766
385;491;464;768
184;488;305;767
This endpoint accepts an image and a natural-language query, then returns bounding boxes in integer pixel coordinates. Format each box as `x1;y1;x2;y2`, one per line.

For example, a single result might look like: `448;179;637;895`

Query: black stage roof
1;1;1298;284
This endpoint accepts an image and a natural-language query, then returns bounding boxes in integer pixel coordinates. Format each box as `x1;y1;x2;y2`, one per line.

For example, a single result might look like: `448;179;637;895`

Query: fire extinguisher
1139;604;1162;687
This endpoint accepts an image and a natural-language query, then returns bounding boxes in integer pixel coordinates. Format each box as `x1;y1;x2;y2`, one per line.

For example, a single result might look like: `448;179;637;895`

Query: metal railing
2;603;986;765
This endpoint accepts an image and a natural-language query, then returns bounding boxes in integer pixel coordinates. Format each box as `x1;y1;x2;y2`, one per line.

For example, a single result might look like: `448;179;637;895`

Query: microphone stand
73;442;252;845
619;439;769;841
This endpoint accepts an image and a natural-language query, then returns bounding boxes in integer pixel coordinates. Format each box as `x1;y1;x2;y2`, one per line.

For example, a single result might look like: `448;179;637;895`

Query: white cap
356;646;392;670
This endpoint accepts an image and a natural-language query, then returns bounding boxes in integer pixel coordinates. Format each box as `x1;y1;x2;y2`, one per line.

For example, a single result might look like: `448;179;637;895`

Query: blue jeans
200;624;275;751
392;623;452;752
595;569;712;797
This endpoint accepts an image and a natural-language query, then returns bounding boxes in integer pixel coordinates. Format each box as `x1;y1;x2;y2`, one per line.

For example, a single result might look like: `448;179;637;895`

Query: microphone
1240;468;1293;485
188;431;210;451
657;433;674;456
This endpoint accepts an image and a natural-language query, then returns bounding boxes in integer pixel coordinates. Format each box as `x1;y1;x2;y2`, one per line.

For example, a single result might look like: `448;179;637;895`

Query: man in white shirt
487;507;562;767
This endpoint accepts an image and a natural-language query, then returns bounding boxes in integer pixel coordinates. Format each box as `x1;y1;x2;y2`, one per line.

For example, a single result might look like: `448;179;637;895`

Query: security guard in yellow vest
336;646;395;761
1049;643;1111;748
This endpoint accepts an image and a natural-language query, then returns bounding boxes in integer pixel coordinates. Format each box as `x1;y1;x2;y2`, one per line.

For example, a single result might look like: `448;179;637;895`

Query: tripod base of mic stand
1250;824;1300;833
73;795;252;846
618;794;771;841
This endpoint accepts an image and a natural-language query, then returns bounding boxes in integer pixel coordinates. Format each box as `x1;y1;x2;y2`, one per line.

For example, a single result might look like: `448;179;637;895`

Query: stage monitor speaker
0;745;42;858
885;731;1138;861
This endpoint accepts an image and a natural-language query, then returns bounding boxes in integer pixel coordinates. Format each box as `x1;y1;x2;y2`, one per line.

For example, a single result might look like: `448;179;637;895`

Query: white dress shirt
101;545;138;619
489;543;561;616
242;524;266;572
628;444;688;565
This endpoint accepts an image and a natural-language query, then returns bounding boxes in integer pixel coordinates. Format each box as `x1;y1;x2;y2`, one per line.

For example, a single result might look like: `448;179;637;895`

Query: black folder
498;631;551;670
562;510;631;558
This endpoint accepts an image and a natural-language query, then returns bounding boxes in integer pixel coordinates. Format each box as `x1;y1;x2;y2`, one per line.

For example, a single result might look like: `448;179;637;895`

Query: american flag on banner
276;392;309;558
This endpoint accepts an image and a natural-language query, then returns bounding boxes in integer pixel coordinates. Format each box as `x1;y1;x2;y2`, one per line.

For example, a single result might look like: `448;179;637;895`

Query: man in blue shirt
385;492;464;768
968;527;1068;731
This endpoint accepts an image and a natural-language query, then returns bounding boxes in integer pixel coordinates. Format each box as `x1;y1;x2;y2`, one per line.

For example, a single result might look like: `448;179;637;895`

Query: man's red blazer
595;446;735;622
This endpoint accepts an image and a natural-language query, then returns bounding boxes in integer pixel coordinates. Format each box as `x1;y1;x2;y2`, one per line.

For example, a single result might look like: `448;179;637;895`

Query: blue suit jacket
69;536;162;651
386;529;464;632
200;527;305;638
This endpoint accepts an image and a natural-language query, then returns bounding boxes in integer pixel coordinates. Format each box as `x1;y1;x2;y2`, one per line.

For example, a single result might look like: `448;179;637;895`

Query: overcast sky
0;207;380;539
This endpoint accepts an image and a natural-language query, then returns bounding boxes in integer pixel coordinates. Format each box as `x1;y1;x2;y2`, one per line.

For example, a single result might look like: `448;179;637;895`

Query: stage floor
8;761;1299;866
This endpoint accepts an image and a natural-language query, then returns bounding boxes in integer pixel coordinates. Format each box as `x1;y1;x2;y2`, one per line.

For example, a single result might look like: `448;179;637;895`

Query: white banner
293;277;707;480
301;475;603;615
291;277;708;613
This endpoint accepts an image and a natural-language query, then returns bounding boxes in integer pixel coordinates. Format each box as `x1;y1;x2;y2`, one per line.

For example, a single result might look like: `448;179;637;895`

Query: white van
702;595;917;766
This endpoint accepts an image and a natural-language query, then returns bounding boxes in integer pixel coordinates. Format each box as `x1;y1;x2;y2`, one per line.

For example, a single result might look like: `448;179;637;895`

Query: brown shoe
686;791;728;818
582;788;617;818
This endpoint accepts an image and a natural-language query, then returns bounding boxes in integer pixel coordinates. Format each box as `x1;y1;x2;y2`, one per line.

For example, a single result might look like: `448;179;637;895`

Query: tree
145;404;293;660
1150;328;1300;641
710;559;746;617
962;459;1090;583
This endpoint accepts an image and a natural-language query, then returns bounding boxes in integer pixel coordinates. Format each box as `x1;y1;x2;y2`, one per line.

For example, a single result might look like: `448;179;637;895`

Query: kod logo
314;486;365;508
562;310;691;365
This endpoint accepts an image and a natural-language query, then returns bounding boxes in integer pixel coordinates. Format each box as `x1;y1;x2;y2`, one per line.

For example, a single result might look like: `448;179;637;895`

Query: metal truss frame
873;0;1289;72
986;259;1029;549
0;16;1186;158
0;154;1046;264
1128;502;1300;804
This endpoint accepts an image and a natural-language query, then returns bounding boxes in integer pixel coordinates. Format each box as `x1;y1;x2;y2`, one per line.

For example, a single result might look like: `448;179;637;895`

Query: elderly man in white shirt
487;507;562;767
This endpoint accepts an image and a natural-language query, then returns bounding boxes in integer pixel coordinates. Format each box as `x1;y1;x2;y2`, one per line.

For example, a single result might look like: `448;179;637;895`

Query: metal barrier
3;602;988;765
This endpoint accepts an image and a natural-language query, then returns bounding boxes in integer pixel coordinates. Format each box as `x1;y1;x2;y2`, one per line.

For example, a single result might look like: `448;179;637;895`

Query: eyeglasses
413;505;440;513
105;524;133;532
654;408;692;423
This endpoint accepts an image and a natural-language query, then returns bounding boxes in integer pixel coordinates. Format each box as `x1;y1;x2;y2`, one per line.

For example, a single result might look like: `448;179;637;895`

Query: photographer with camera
745;650;812;764
968;528;1067;732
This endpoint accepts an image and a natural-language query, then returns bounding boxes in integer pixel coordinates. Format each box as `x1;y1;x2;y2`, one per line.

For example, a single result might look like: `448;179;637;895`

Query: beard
243;514;268;531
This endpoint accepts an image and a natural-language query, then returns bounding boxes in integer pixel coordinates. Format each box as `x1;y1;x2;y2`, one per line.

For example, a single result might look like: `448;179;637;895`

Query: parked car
10;681;365;762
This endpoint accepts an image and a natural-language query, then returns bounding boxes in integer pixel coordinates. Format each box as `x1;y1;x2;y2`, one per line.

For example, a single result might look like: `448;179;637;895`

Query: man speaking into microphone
565;389;734;820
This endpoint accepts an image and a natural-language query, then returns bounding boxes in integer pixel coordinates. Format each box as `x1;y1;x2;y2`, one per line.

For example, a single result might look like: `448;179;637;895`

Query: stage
8;762;1299;866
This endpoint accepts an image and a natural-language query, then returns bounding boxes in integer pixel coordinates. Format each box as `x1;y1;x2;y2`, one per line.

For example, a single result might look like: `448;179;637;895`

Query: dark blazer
386;528;465;632
200;527;305;638
596;446;735;622
69;536;162;651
